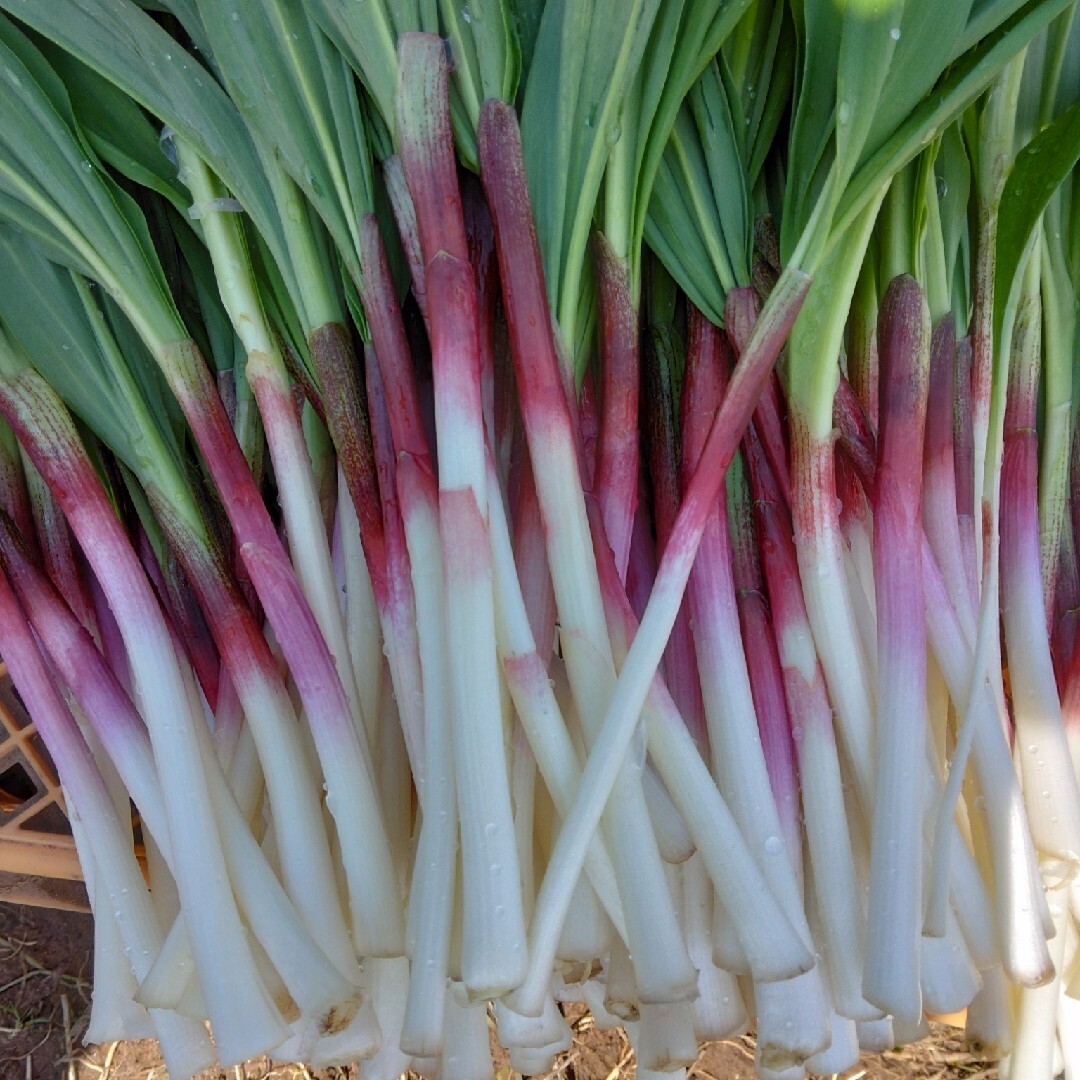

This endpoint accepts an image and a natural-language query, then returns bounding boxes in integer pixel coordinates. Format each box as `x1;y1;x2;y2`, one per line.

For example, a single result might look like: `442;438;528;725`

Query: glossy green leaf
835;0;905;184
0;226;188;487
0;14;181;351
609;0;751;301
0;0;294;303
644;61;750;325
302;0;516;168
35;42;188;213
993;96;1080;347
519;0;662;349
829;0;1072;262
440;0;521;168
300;0;429;132
191;0;374;288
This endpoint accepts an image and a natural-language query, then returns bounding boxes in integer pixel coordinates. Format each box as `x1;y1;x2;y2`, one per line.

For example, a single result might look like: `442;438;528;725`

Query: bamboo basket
0;662;89;912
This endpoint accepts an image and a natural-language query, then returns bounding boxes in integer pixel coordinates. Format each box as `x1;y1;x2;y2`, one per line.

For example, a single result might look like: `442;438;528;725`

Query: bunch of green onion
0;0;1078;1077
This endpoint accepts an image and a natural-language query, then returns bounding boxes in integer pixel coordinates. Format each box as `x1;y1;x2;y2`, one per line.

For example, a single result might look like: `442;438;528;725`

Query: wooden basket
0;662;89;912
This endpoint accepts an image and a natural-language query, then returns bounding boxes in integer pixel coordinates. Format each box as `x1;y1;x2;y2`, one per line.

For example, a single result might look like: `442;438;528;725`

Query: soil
0;902;93;1079
1;902;1001;1080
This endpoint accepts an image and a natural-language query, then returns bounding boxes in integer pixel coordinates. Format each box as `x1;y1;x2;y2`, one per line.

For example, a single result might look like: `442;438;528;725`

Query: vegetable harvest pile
0;0;1079;1076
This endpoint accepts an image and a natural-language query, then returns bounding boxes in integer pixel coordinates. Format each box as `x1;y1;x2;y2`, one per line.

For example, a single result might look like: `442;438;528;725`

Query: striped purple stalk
398;34;526;996
132;516;220;712
0;420;36;555
835;453;877;662
864;275;932;1023
383;154;430;329
625;472;658;623
1071;411;1080;620
578;370;601;491
681;305;817;978
463;175;499;450
512;455;557;660
166;339;405;959
480;98;704;1013
0;366;288;1064
587;496;816;944
87;570;131;696
833;377;877;503
363;354;427;780
483;87;813;1005
307;320;389;622
0;512;368;1035
729;460;803;882
1061;425;1080;697
594;232;639;583
364;352;455;1054
644;324;706;747
922;319;978;636
953;336;980;608
682;310;798;873
1000;279;1080;868
744;422;876;1022
0;565;217;1078
920;538;1052;987
1053;528;1080;689
140;490;364;973
726;287;791;506
21;454;95;634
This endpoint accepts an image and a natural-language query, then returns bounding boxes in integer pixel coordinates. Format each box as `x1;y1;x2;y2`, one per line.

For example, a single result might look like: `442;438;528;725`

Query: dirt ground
1;902;1000;1080
0;901;93;1079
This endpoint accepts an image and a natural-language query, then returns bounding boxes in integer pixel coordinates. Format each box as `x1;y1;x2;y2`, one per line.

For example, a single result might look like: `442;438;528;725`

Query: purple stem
922;319;978;633
464;175;499;448
644;326;706;746
625;470;658;624
134;516;220;711
22;456;95;635
1000;285;1080;862
594;233;639;582
953;336;979;607
726;287;791;506
364;351;427;780
864;275;932;1024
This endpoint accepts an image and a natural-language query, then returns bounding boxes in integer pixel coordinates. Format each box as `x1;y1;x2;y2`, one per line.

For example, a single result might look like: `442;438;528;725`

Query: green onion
0;3;1078;1076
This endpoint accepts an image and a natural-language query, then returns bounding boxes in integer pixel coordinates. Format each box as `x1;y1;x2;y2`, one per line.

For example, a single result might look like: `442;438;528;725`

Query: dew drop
764;835;784;856
889;27;901;41
460;6;472;22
